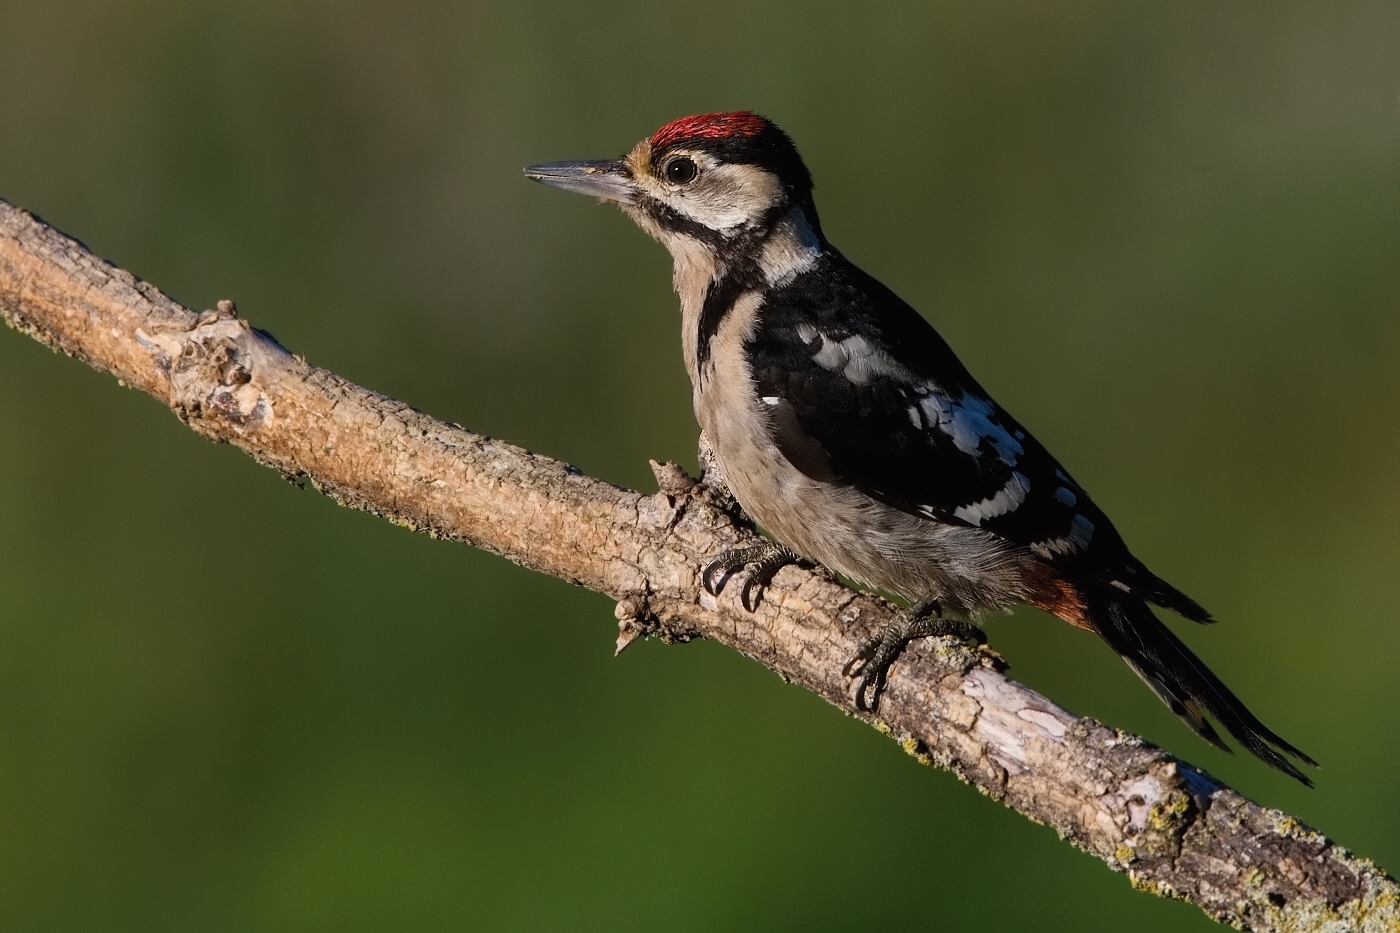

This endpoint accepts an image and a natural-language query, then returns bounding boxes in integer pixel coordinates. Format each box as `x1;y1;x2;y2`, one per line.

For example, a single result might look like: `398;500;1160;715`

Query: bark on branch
0;198;1394;932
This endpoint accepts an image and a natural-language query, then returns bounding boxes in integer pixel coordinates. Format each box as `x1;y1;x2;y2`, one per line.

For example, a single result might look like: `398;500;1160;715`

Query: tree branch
0;198;1394;932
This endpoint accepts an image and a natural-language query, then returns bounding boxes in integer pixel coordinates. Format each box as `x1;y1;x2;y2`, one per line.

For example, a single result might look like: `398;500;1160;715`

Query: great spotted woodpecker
526;112;1315;784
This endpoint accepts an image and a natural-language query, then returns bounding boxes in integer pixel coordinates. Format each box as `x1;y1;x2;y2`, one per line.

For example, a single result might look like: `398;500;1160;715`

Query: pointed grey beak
523;159;636;203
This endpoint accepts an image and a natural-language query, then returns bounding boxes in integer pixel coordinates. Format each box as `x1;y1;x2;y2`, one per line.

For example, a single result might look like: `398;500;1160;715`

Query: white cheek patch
644;160;784;232
953;472;1030;525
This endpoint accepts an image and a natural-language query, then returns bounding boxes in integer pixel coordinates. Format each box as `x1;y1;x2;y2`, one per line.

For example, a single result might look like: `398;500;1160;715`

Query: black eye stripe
664;157;698;184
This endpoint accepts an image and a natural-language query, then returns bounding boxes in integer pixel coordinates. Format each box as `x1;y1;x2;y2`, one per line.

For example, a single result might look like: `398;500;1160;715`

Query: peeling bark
1;198;1395;932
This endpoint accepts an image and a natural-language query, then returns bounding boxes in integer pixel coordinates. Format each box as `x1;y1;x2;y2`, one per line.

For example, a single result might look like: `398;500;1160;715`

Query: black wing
746;251;1207;621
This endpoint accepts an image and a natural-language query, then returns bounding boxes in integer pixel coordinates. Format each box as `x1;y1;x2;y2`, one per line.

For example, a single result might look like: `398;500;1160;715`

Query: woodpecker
525;112;1315;785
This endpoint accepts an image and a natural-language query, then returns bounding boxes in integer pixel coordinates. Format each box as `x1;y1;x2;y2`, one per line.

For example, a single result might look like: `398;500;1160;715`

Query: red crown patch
650;112;770;150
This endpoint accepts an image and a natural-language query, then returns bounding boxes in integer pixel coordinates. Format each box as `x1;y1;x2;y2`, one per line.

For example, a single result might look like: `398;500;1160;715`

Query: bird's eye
664;157;698;185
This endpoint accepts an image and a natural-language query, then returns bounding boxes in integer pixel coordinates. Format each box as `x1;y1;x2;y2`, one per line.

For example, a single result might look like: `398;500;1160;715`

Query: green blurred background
1;2;1397;929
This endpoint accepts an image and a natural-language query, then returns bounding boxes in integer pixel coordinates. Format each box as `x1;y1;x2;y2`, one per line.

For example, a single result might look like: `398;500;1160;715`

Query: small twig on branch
0;198;1394;933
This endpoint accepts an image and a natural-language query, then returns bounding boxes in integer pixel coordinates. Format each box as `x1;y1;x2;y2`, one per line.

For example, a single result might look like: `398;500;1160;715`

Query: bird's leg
843;596;986;712
701;542;800;612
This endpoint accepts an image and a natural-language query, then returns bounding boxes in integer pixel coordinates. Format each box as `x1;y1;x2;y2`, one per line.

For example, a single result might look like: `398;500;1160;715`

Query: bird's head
525;112;822;262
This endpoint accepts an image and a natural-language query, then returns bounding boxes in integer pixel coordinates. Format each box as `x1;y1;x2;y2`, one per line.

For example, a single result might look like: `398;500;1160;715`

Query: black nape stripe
691;204;820;376
696;259;764;375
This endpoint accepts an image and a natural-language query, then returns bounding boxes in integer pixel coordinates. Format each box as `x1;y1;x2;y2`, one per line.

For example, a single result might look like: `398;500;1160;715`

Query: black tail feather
1120;558;1215;624
1142;579;1214;625
1084;586;1317;786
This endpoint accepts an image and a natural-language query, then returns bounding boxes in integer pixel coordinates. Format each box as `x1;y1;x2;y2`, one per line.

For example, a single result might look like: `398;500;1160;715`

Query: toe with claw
843;599;985;712
701;542;799;611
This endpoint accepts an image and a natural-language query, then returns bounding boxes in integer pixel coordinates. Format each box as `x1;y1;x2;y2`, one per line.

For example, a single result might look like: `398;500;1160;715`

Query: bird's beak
523;159;637;203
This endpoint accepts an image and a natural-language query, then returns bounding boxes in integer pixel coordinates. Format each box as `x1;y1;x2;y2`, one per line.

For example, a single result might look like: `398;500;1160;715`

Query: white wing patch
917;390;1023;465
952;471;1030;525
798;326;912;386
1029;514;1096;559
1030;538;1073;559
796;326;1024;466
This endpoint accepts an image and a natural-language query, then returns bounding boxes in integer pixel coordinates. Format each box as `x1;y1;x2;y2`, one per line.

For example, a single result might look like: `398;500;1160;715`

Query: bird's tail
1082;585;1317;786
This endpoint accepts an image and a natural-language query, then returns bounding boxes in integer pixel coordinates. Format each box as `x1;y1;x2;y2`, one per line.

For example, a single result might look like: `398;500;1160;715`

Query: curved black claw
701;542;798;611
844;603;985;712
738;575;767;613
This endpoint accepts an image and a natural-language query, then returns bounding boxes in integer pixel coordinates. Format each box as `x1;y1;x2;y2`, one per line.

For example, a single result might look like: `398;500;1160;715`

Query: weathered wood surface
1;198;1395;932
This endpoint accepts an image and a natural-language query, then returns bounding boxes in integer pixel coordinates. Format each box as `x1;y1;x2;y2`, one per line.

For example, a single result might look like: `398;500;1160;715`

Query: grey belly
700;427;1036;619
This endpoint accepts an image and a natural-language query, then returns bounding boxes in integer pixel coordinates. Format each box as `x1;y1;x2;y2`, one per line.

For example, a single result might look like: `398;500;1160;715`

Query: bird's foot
843;601;985;712
701;542;799;612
